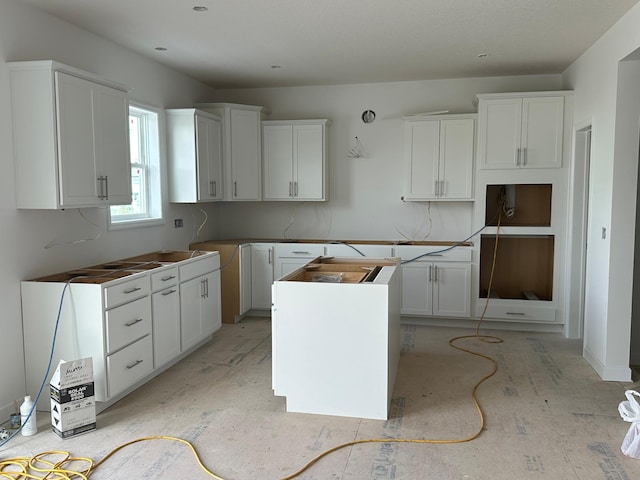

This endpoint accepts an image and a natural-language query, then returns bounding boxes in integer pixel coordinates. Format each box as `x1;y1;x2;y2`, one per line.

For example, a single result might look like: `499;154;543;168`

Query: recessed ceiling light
193;6;208;12
155;47;167;52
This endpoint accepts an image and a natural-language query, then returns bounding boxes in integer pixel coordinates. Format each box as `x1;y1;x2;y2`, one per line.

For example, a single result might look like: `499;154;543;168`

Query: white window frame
109;103;164;229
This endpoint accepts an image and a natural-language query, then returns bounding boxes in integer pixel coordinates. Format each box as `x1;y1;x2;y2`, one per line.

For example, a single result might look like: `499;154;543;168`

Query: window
109;104;163;228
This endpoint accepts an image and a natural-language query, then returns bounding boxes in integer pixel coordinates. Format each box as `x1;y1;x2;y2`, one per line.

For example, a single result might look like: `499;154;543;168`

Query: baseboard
0;401;17;425
400;316;565;334
583;345;632;382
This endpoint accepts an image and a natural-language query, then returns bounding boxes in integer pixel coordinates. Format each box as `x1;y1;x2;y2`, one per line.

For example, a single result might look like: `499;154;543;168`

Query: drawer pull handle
125;317;144;327
126;359;144;369
124;287;142;294
162;289;177;296
161;275;176;281
292;251;311;255
506;312;526;316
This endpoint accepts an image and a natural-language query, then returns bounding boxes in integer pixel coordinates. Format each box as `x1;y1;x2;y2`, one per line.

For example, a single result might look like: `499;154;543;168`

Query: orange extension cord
1;213;504;480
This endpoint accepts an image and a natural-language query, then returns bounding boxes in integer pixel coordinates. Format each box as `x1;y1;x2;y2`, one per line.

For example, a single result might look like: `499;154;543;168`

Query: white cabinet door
403;116;474;200
56;72;100;207
92;82;131;205
405;120;440;199
432;262;471;317
180;271;221;350
167;109;222;203
202;270;221;336
230;108;262;200
263;125;294;199
195;103;266;201
56;72;131;207
439;119;474;199
478;95;564;169
251;244;274;309
196;114;223;201
239;244;253;316
152;286;180;368
263;121;328;201
180;276;206;351
400;262;432;316
477;98;522;169
294;124;325;200
521;97;564;168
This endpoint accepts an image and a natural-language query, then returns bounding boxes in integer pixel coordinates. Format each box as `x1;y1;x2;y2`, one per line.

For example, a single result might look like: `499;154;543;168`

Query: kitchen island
271;256;402;420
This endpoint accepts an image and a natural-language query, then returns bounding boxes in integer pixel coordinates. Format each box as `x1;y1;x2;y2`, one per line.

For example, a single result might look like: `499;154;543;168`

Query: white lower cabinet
240;244;253;316
151;266;180;367
272;257;402;420
324;243;394;258
395;246;472;318
179;255;221;351
21;251;220;411
274;243;326;278
251;243;275;310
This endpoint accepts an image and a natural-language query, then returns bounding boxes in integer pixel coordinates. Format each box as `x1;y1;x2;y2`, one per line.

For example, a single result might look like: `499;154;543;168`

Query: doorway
569;125;591;341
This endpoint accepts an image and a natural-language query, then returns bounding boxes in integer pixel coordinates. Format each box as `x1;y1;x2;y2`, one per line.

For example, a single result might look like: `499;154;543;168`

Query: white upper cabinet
403;115;475;201
262;120;329;201
167;109;223;203
476;93;566;169
8;61;131;209
196;103;269;201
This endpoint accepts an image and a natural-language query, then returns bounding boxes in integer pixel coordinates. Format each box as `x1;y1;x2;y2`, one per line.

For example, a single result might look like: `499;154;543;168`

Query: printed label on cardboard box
50;358;96;438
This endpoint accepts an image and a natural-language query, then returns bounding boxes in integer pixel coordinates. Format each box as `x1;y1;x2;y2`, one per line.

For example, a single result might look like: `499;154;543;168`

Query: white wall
0;0;219;420
2;0;634;422
213;75;563;241
562;2;640;380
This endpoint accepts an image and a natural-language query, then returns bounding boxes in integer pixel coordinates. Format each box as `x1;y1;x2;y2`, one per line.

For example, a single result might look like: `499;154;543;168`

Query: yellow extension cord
1;214;503;480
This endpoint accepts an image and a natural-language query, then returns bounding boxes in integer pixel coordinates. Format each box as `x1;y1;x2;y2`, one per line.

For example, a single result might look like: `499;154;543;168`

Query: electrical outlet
174;218;183;228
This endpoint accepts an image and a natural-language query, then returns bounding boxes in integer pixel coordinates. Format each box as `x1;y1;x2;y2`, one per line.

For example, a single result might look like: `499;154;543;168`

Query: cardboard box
50;358;96;438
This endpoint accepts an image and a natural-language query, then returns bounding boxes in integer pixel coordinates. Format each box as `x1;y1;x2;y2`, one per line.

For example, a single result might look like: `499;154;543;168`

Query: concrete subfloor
4;317;640;479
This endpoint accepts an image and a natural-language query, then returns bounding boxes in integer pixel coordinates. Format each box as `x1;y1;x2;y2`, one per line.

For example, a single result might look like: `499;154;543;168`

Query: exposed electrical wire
328;241;365;257
279;208;505;479
44;210;103;250
282;202;304;239
400;205;500;264
0;282;69;448
196;208;208;242
422;201;433;240
3;209;507;479
395;201;433;243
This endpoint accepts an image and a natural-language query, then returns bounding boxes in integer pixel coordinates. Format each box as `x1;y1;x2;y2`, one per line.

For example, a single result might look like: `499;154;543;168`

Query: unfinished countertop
191;238;472;247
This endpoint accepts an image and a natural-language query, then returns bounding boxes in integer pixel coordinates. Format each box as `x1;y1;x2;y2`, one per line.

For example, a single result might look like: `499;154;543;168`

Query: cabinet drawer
325;244;394;258
179;254;218;282
107;335;153;398
275;243;325;258
478;301;556;323
105;296;152;354
104;275;150;309
394;245;472;262
150;266;178;291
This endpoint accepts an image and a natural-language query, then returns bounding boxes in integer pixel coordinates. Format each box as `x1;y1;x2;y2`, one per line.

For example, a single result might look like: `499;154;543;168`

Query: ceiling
17;0;640;89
